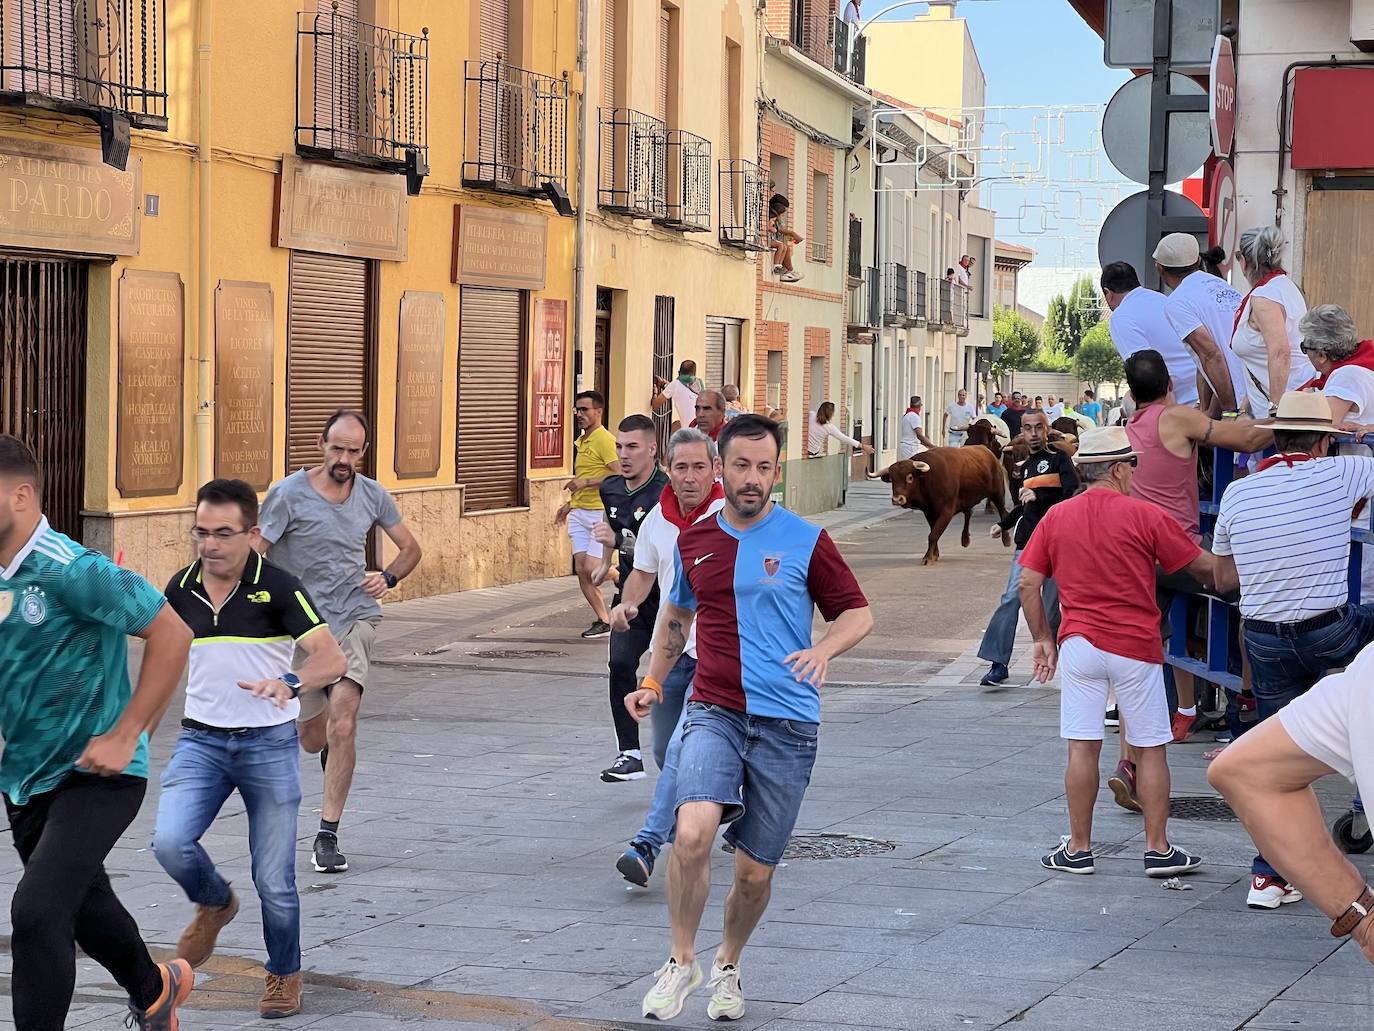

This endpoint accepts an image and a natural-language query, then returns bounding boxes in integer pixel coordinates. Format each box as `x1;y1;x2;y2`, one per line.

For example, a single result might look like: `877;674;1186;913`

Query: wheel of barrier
1331;810;1373;855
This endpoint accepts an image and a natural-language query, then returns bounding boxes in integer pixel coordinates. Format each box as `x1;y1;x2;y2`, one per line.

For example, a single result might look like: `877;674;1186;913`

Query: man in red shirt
1019;427;1216;877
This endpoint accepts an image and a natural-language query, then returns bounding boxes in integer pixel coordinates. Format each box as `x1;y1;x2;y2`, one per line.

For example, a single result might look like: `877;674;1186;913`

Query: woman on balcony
769;194;804;283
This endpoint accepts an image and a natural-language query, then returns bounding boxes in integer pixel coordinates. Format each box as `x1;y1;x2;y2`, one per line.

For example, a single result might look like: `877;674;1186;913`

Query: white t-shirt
955;265;970;288
898;411;927;459
843;0;861;23
1163;271;1248;411
1325;366;1374;424
808;412;862;455
632;497;726;657
1213;456;1374;621
1108;287;1199;406
1043;403;1065;422
661;379;698;425
1231;274;1314;417
944;402;976;431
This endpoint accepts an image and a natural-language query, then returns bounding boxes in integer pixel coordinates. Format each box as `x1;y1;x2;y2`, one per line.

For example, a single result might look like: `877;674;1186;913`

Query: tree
1042;294;1070;356
991;305;1040;376
1073;323;1125;392
1065;276;1103;355
1030;341;1072;372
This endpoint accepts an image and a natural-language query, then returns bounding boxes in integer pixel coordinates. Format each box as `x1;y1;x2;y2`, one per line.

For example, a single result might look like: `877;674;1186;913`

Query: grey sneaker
642;957;703;1021
312;831;349;873
126;959;194;1030
707;961;745;1021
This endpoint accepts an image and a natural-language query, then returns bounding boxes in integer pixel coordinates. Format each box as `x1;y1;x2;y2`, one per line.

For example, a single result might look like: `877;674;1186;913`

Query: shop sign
531;298;567;469
451;205;547;290
275;156;409;261
0;137;141;256
215;281;275;490
395;291;445;478
117;270;185;498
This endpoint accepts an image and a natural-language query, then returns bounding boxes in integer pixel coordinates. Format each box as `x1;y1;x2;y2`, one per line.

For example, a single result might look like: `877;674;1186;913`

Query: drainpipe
871;149;884;464
572;0;590;389
195;0;214;487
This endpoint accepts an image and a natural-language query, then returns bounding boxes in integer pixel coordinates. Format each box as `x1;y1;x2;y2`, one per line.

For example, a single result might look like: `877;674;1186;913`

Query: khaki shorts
296;619;377;722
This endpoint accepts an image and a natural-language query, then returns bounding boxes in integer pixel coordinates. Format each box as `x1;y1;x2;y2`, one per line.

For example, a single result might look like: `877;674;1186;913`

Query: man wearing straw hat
1207;391;1374;910
1018;426;1214;877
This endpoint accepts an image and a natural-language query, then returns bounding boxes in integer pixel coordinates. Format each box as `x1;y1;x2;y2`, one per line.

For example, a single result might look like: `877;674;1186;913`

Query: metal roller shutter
458;286;524;511
705;320;725;389
480;0;510;62
656;6;669;123
286;251;372;473
600;0;616;195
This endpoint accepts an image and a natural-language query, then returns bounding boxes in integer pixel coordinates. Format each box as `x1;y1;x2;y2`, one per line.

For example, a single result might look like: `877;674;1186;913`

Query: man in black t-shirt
593;415;669;782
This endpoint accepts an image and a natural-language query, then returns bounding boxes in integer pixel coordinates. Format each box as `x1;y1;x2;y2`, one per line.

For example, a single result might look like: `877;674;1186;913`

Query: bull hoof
922;554;938;565
961;535;971;548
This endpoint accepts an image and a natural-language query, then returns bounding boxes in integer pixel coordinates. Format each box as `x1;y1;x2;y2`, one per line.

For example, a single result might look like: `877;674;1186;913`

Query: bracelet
641;676;664;702
1330;885;1374;938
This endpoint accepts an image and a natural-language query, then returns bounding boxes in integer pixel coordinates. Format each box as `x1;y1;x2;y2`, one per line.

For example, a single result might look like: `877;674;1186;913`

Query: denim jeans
1242;603;1374;878
152;722;303;975
637;654;697;854
978;549;1060;667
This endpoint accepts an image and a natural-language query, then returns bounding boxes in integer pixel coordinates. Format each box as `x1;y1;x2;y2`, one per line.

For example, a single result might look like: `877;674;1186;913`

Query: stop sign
1210;35;1236;158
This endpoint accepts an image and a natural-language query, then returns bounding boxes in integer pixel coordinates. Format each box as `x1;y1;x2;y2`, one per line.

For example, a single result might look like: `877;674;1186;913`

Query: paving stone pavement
1;483;1371;1028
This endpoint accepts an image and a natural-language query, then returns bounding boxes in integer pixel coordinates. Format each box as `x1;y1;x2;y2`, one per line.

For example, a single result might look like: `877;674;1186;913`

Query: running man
155;478;346;1017
0;434;196;1031
259;410;422;874
625;414;873;1021
610;427;725;885
591;415;669;783
556;390;620;638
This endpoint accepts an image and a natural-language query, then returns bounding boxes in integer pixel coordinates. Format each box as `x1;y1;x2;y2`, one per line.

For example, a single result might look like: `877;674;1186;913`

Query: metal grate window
652;295;674;459
660;128;711;232
598;106;666;219
884;262;910;323
464;59;569;197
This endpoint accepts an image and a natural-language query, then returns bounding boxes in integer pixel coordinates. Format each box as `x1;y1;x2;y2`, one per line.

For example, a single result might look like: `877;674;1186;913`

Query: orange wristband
641;676;664;701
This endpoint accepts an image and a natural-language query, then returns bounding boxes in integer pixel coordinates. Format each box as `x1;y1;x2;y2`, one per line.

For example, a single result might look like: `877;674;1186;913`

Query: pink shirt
1126;403;1200;543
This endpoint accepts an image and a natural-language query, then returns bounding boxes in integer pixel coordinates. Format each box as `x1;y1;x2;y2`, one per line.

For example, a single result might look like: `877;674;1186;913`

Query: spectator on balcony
1211;390;1374;910
808;402;873;459
1101;261;1200;407
844;0;862;24
653;361;700;432
956;255;975;290
1153;233;1246;415
945;268;956;284
722;385;748;421
768;194;804;283
1231;227;1313;419
899;396;934;459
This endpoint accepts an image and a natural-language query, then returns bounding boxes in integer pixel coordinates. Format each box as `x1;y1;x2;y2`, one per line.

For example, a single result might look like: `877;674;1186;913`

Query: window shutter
458;286;525;511
656;7;669;123
479;0;510;61
705;320;726;389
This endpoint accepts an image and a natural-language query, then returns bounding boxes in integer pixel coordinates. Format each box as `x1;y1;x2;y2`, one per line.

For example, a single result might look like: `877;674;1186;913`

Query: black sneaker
1104;707;1120;728
312;831;349;873
582;620;612;639
1144;845;1203;877
979;662;1009;686
617;840;656;886
1041;838;1095;875
601;753;646;782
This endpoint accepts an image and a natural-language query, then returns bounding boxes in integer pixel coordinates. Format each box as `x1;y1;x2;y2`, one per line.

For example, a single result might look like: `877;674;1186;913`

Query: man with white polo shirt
1101;261;1200;406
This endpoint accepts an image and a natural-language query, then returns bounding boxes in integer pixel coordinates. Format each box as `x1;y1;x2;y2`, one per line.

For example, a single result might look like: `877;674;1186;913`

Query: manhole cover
722;833;897;860
470;649;569;660
1169;796;1238;822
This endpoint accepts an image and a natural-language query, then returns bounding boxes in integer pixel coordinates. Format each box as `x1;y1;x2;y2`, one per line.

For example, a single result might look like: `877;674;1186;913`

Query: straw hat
1265;390;1351;434
1073;426;1139;465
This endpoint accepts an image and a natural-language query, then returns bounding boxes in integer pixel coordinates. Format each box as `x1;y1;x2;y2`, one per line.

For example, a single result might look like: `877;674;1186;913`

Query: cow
869;446;1012;565
1051;416;1081;438
964;420;1002;457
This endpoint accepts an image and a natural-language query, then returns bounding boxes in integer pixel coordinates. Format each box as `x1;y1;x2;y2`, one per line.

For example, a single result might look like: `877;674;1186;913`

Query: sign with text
395;291;446;479
531;298;568;470
0;137;141;256
451;205;548;290
1210;34;1236;158
275;156;409;261
214;281;275;490
117;270;185;498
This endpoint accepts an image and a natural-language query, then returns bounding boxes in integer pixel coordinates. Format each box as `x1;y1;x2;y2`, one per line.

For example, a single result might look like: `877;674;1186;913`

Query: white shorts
567;508;605;558
1059;636;1171;747
1279;652;1374;797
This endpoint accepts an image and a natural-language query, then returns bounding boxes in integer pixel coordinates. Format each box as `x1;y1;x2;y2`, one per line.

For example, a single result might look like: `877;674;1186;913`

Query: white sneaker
642;958;703;1021
1247;874;1304;909
781;270;804;283
707;962;745;1021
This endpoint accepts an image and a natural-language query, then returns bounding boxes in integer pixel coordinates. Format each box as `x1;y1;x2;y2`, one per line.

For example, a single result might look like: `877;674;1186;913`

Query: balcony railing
931;278;970;332
0;0;168;162
598;107;666;219
658;128;711;233
847;217;863;280
848;266;880;330
297;9;428;183
719;158;768;251
883;262;912;325
953;283;970;334
911;269;928;323
831;17;866;85
463;60;568;197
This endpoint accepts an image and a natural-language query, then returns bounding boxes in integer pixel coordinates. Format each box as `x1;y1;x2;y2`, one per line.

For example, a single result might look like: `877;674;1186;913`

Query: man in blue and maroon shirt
625;414;873;1023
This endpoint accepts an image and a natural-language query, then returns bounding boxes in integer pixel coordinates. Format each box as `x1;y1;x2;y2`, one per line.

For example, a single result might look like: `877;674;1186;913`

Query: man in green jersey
0;435;196;1031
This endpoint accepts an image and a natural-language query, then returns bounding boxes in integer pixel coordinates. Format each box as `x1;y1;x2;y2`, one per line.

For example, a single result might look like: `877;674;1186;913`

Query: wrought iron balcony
657;128;712;233
847;217;863;281
297;7;429;186
848;266;880;330
953;282;970;334
932;278;970;332
463;59;569;199
831;17;866;84
718;158;768;251
598;107;666;219
911;269;928;324
0;0;168;164
883;262;912;325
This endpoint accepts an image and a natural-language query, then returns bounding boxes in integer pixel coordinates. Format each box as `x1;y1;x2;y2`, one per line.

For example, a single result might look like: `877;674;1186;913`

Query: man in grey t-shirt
259;410;422;874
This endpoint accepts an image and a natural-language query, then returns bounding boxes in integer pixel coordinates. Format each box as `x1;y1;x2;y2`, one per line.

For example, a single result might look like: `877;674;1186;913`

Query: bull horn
866;464;893;480
912;461;930;472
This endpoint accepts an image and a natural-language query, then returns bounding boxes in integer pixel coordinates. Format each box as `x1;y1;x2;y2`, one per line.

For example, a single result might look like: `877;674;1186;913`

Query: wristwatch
381;570;399;589
1331;885;1373;938
279;673;302;699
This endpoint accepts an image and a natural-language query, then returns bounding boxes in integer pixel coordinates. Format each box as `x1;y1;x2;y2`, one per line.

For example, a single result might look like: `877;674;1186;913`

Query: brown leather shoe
259;972;303;1019
175;888;240;968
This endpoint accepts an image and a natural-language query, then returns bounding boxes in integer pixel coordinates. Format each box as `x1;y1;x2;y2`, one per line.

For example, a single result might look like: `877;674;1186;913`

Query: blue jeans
636;655;696;854
1243;604;1374;879
152;723;303;975
978;549;1060;667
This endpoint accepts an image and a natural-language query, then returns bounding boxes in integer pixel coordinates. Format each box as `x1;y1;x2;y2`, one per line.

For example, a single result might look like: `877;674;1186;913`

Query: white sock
1177;706;1196;716
623;749;642;760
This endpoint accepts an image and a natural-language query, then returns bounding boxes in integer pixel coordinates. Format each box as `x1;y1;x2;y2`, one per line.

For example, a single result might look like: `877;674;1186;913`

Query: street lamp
853;1;945;39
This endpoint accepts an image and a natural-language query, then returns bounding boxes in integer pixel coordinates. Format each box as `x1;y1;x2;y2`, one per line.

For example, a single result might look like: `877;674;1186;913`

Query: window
929;209;940;278
767;351;783;412
652;295;675;459
809;355;827;409
809;170;830;262
705;318;742;389
769;154;791;200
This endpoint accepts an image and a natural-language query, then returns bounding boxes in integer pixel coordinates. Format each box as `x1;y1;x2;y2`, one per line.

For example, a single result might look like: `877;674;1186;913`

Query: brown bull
869;446;1012;565
1051;416;1081;438
963;421;1002;456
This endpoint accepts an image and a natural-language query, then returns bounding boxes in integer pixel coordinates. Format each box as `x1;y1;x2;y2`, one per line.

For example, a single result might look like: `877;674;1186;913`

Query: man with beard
626;414;873;1022
259;411;422;875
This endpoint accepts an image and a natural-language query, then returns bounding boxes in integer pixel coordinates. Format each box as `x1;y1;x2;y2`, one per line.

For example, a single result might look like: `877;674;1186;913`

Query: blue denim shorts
674;701;819;866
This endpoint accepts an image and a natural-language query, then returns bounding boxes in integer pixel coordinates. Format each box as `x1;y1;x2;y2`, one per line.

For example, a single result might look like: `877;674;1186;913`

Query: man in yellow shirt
556;390;621;637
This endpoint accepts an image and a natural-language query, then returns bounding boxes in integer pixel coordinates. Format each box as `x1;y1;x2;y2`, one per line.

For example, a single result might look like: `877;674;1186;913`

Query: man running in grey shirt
259;410;422;873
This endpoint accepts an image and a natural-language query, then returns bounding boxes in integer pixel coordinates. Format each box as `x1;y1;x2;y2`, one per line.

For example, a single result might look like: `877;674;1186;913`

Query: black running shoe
582;620;612;639
312;831;349;873
979;662;1009;686
601;753;646;782
1144;845;1203;877
617;840;656;886
1041;838;1095;875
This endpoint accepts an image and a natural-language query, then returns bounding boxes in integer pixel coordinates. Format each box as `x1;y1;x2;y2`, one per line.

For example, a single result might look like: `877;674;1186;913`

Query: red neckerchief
688;419;724;440
1255;451;1312;473
1233;269;1286;337
660;481;725;531
1300;339;1374;390
905;406;921;416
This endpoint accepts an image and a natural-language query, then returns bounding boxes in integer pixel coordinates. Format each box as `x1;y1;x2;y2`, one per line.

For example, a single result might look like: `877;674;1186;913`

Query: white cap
1152;233;1201;267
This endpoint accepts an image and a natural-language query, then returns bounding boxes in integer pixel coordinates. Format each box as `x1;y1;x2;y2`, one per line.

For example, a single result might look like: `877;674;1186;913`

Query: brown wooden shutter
705;320;725;389
480;0;510;62
458;286;524;511
656;7;669;123
286;251;371;473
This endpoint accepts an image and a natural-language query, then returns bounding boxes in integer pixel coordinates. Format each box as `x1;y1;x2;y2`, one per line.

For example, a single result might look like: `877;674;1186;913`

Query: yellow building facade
0;0;581;598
